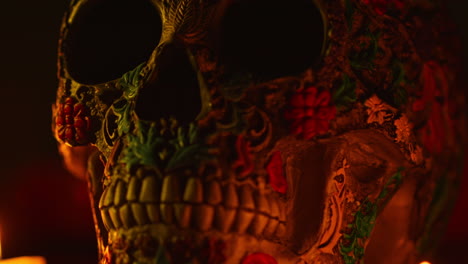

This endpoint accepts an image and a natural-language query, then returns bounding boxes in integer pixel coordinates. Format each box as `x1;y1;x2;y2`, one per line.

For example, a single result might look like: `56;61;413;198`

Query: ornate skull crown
53;0;466;263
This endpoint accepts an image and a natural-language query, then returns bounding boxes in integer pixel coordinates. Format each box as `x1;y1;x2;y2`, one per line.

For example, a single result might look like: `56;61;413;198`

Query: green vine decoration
113;98;133;136
417;173;452;254
390;60;408;107
340;167;404;264
120;120;211;174
119;63;145;100
166;123;211;170
333;74;357;110
112;64;146;136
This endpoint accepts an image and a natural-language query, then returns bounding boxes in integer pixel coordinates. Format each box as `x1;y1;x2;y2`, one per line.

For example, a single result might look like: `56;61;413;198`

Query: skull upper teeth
98;168;284;239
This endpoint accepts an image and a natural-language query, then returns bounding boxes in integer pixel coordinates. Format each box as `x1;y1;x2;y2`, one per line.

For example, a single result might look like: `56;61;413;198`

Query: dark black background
0;1;466;263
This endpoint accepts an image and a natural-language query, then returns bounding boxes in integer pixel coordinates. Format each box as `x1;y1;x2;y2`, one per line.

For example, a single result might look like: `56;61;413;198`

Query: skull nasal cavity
64;0;161;84
219;0;324;79
135;44;201;125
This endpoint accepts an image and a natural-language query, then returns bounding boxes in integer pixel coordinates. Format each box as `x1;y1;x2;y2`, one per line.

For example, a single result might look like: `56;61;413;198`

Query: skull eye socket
64;0;162;84
218;0;325;80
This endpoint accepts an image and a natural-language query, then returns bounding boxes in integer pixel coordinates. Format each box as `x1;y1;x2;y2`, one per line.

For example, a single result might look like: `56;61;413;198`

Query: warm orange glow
420;261;431;264
0;257;46;264
0;227;46;264
0;227;2;260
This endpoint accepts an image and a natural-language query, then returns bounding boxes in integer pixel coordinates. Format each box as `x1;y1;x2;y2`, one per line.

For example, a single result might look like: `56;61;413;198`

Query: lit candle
0;227;2;260
0;227;46;264
0;257;46;264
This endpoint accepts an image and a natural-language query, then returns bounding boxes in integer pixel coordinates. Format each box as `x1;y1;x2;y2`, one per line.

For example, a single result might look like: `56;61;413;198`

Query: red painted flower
233;135;254;178
241;252;278;264
412;61;453;154
285;86;336;140
55;97;91;145
200;238;227;264
266;151;287;194
362;0;404;15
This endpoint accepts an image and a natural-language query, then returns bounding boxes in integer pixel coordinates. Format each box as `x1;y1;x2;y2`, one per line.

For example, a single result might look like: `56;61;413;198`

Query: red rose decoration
241;253;278;264
55;97;91;145
412;61;453;154
362;0;404;15
285;86;336;140
266;151;287;194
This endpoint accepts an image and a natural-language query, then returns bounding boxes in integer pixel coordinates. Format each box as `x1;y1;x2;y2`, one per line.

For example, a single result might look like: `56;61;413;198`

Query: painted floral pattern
364;95;396;125
266;151;287;194
362;0;404;15
241;252;278;264
55;97;91;145
201;238;227;264
394;115;413;144
285;86;336;140
167;237;226;264
233;135;254;178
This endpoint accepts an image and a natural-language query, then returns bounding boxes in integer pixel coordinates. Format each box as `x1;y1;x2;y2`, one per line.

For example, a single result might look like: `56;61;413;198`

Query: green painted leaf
166;144;211;170
391;60;408;106
418;174;451;252
354;245;365;258
333;74;357;110
188;123;198;144
340;167;405;264
120;63;145;100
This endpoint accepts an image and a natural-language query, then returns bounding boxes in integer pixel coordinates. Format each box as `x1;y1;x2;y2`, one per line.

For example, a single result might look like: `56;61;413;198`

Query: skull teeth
224;183;239;208
147;204;160;223
126;177;140;202
195;204;215;231
214;206;236;233
114;180;126;206
235;210;255;233
161;175;181;203
239;185;255;210
160;203;175;224
183;177;203;203
131;203;148;225
99;173;285;239
175;203;192;228
205;181;222;205
251;214;270;236
108;207;122;229
119;204;135;229
140;176;160;203
101;210;114;230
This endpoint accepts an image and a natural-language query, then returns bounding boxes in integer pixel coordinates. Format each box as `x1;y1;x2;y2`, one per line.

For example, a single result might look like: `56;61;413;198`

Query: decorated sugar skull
53;0;466;263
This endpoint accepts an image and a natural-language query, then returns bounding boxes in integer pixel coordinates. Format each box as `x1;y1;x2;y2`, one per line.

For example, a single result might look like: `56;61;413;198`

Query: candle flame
0;227;2;260
420;261;431;264
0;256;46;264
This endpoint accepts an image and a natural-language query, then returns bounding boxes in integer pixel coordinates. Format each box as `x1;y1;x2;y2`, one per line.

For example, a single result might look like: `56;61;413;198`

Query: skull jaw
84;128;422;264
